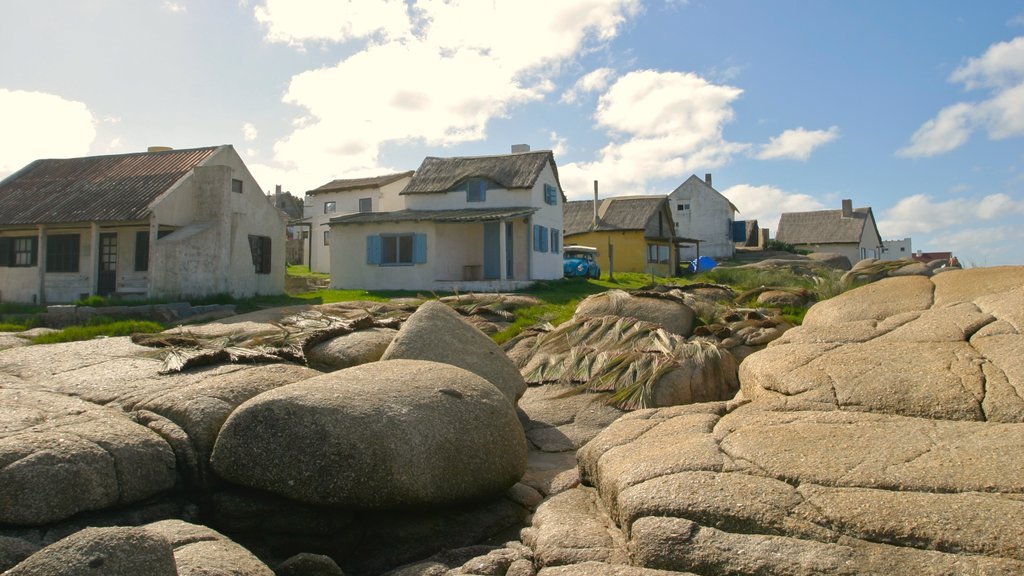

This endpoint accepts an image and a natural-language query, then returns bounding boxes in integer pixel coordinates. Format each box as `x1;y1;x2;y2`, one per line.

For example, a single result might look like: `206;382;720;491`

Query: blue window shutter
413;233;427;263
539;225;549;252
367;235;382;264
532;225;539;252
732;220;747;242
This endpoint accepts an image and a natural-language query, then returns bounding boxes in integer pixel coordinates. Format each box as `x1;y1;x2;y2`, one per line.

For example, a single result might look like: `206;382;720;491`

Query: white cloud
242;122;258;142
720;184;825;233
877;192;1024;236
549;131;568;157
254;0;411;46
941;225;1024;266
559;70;749;198
899;36;1024;157
162;1;187;13
250;0;642;192
756;126;839;161
561;67;616;104
0;89;96;175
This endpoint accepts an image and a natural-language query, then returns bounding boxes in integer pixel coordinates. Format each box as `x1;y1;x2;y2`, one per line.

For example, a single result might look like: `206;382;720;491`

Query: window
46;235;80;272
533;225;549;252
0;236;38;267
231;179;243;194
465;178;487;202
550;229;560;253
248;235;272;274
135;231;149;272
544;183;558;205
324;201;336;214
324;230;330;246
358;197;372;213
647;244;669;264
677;203;690;211
366;233;427;265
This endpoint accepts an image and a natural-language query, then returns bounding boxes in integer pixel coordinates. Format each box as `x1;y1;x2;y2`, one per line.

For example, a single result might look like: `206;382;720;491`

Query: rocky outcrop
4;526;178;576
382;300;527;403
145;519;275;576
306;326;397;370
525;266;1024;575
574;290;695;337
211;359;528;509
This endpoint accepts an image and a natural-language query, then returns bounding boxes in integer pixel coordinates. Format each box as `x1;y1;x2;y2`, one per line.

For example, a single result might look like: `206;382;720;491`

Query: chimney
511;144;530;154
275;184;282;195
704;173;712;188
593;180;599;229
841;199;853;218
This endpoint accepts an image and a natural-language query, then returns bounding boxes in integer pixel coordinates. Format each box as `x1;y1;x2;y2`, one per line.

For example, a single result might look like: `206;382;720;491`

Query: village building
667;174;740;261
775;199;884;263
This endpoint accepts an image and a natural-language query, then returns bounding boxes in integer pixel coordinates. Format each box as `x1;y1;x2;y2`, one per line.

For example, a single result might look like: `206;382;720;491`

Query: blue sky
2;0;1022;265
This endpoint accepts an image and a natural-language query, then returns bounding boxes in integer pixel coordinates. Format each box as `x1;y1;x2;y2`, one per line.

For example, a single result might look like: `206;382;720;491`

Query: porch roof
329;207;538;225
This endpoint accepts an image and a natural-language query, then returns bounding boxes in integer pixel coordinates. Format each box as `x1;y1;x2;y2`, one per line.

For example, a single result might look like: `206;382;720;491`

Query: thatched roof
307;171;414;195
776;207;876;245
563;196;668;235
401;151;561;195
329;207;538;226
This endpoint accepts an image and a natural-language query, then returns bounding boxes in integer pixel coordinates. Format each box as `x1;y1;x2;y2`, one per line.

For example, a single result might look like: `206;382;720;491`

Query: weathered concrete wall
668;177;736;261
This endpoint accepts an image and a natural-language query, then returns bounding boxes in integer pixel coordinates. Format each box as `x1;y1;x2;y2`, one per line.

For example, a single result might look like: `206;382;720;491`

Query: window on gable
324;201;336;214
358;197;372;213
465;178;487;202
248;235;272;274
367;233;426;265
232;179;243;194
677;203;690;211
544;183;558;206
46;234;80;273
0;236;38;267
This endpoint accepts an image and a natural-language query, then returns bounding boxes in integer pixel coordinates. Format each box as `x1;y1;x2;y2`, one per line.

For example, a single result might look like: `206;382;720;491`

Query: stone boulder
276;553;345;576
381;300;526;403
574;290;695;337
4;526;177;576
0;388;176;525
306;326;397;371
0;536;40;572
211;359;527;509
145;519;275;576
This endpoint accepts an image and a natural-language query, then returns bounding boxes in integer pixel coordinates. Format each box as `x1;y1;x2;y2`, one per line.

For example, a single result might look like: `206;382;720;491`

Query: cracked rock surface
532;267;1024;575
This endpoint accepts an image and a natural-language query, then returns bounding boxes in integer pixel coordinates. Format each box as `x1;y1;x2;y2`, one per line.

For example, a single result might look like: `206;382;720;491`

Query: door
505;222;514;279
483;222;500;279
98;233;117;296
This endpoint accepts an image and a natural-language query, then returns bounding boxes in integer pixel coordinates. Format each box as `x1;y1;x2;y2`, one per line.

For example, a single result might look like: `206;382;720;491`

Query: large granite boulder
211;359;527;509
741;267;1024;422
381;300;526;403
4;526;177;576
306;326;397;371
0;388;176;525
574;290;695;337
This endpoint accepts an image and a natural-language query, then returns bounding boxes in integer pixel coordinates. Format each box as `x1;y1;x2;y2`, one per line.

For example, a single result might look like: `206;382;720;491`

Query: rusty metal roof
307;171;414;195
0;146;220;225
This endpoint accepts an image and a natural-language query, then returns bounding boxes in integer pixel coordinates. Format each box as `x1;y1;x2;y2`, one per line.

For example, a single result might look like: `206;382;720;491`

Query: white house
328;147;565;292
0;145;286;304
775;199;884;263
881;237;912;260
666;174;739;261
303;171;414;273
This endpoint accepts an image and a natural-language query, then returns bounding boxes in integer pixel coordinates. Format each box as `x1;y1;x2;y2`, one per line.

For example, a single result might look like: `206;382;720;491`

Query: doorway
98;233;117;296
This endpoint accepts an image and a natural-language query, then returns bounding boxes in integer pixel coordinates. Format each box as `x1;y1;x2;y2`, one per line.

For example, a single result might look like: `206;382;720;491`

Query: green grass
286;264;330;279
0;323;28;332
32;319;165;345
696;267;815;291
0;302;45;315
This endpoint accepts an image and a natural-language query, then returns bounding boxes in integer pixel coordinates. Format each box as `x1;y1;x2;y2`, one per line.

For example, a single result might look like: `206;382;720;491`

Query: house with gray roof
0;145;285;303
563;195;681;277
328;146;564;291
775;199;883;263
304;171;414;273
667;173;739;261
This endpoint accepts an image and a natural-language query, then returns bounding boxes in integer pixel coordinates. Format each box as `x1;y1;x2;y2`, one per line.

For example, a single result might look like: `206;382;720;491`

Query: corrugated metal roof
307;171;414;195
330;207;538;225
776;207;873;245
563;196;667;235
0;146;220;225
401;151;560;195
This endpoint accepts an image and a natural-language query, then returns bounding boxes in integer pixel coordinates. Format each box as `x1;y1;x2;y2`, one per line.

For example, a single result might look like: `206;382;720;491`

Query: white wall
668;177;736;260
330;221;438;291
881;238;912;261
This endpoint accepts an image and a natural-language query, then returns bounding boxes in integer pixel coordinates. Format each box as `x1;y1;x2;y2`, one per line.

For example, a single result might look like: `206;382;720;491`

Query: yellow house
563;195;686;277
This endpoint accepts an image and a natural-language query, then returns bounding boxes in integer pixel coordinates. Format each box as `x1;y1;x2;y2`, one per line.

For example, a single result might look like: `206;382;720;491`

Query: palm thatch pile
521;314;735;410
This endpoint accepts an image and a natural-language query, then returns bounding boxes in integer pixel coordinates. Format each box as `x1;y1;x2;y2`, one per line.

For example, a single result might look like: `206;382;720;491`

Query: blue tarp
688;256;717;273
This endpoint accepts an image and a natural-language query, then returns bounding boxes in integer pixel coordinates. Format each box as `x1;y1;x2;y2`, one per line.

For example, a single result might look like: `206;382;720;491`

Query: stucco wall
668;178;736;260
330;221;437;291
881;238;912;260
565;230;675;276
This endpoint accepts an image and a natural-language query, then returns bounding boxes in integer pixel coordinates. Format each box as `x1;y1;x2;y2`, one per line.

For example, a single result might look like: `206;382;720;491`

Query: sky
1;0;1023;266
